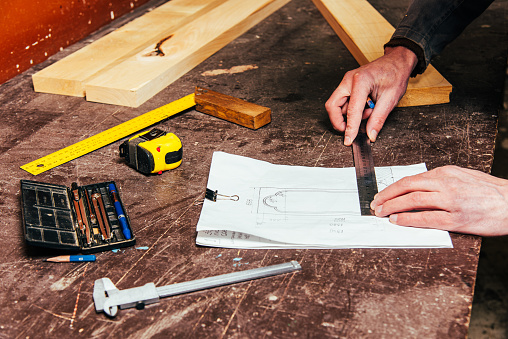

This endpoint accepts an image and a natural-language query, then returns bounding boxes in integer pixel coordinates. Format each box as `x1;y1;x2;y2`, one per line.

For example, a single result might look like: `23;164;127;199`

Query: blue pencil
366;97;375;109
44;255;96;262
108;183;132;240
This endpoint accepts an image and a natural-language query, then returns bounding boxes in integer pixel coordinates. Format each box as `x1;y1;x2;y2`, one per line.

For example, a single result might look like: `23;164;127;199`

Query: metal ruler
20;94;196;175
352;122;378;216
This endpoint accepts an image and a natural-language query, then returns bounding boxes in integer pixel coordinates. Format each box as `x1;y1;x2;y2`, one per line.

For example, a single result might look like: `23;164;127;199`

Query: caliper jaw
93;278;160;317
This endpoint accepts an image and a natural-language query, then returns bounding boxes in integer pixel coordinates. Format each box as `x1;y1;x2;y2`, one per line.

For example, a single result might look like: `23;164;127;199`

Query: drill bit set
20;180;135;253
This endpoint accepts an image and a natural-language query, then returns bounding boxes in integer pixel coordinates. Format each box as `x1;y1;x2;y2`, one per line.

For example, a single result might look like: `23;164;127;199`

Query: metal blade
352;122;378;216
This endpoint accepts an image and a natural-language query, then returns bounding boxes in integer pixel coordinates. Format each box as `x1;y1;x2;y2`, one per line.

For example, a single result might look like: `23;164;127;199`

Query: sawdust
201;65;258;76
50;276;78;291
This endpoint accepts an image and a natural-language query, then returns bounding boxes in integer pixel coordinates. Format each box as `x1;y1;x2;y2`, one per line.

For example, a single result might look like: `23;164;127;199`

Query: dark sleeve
384;0;495;76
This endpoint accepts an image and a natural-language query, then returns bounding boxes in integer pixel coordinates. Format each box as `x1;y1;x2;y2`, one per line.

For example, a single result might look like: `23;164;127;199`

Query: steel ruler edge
20;93;196;175
351;123;378;216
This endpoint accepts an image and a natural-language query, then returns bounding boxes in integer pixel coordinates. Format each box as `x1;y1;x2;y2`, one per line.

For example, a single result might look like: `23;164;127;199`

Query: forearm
385;0;494;76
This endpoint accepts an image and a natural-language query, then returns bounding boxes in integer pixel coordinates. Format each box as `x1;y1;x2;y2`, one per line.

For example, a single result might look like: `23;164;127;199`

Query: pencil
366;97;375;109
44;255;96;262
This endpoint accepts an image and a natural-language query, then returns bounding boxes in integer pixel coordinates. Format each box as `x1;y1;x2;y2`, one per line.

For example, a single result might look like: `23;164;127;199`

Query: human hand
370;166;508;236
325;46;418;145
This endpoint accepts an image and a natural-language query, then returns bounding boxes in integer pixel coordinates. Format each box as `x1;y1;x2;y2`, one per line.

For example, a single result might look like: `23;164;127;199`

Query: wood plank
32;0;226;97
84;0;291;107
195;87;271;129
311;0;453;107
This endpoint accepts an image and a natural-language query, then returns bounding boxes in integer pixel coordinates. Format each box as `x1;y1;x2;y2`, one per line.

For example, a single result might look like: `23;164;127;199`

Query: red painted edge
0;0;152;85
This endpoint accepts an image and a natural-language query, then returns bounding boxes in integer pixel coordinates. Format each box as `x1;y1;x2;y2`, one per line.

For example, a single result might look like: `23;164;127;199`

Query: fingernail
375;205;383;215
389;214;398;224
344;136;351;145
369;129;378;142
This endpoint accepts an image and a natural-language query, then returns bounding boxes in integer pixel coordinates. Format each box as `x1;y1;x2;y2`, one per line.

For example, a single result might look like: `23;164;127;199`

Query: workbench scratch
188;299;216;337
134;193;203;233
262;267;302;338
259;251;308;326
311;131;327;153
116;195;202;285
314;134;333;167
32;304;72;321
424;249;432;272
316;249;334;276
154;258;192;287
354;250;393;288
129;298;209;338
220;281;251;338
70;264;88;328
79;303;120;325
150;242;172;260
465;119;471;166
101;108;122;128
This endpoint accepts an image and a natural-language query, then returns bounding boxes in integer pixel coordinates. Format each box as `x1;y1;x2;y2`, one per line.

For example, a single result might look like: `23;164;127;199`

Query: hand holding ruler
20;94;196;175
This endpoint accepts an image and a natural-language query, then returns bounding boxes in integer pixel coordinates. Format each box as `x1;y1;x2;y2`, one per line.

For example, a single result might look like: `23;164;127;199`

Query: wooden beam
84;0;291;107
32;0;227;97
311;0;452;107
195;87;271;129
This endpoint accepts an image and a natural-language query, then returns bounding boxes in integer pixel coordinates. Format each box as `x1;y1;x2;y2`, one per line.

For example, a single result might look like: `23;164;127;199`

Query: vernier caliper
93;261;301;317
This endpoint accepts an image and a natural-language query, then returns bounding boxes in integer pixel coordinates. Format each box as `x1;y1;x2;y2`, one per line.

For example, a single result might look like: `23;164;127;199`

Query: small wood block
194;87;271;129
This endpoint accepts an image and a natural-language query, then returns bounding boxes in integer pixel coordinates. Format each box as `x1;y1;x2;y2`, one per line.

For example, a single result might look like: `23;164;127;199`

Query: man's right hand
325;46;418;145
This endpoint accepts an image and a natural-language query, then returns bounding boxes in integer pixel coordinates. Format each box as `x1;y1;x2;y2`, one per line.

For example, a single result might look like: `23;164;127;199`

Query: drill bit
91;190;110;240
71;183;91;245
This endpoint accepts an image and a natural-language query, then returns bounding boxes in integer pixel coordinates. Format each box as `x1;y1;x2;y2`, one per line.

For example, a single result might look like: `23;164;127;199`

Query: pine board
85;0;291;107
32;0;226;97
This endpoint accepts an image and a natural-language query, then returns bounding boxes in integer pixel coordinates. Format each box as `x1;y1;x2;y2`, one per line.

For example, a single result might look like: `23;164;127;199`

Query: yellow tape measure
21;93;196;175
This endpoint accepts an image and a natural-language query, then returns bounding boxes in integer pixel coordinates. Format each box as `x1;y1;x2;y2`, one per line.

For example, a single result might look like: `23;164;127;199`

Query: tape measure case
20;180;136;254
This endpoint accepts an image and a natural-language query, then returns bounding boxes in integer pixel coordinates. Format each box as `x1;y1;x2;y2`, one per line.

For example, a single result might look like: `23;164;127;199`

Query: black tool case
20;180;135;254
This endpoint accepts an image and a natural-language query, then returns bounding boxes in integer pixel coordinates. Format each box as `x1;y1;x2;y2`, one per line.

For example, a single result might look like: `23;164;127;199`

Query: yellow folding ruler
21;94;195;175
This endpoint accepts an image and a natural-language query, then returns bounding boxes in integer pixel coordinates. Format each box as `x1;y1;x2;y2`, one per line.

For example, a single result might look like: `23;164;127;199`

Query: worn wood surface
0;0;505;337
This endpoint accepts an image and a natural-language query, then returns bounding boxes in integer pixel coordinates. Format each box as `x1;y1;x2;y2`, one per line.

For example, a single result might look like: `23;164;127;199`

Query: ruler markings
352;122;378;216
21;93;195;175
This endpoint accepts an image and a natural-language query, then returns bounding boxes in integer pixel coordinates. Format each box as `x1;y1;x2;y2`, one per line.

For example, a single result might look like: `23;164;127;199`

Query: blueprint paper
195;152;453;249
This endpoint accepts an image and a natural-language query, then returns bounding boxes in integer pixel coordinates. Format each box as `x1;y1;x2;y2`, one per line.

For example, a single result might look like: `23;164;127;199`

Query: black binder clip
205;188;239;202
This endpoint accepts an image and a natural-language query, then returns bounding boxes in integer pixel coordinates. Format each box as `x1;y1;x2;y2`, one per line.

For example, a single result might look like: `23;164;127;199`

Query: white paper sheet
196;152;453;249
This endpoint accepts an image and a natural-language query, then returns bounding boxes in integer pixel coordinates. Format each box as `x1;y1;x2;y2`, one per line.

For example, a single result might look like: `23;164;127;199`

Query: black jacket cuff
384;38;426;77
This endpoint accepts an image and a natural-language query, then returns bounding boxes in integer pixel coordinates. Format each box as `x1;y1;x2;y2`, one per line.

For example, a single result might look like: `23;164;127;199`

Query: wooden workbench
0;0;506;337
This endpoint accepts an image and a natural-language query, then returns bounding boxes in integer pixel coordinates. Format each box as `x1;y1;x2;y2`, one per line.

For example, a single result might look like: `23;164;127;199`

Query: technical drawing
250;168;395;226
252;187;358;225
374;167;395;190
259;188;358;215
